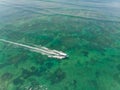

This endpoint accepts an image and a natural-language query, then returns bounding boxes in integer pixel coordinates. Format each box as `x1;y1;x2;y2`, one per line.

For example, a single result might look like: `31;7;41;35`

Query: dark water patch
33;66;47;76
48;68;66;84
72;80;77;88
9;53;28;68
1;72;13;81
0;52;28;68
20;65;48;79
30;66;36;71
21;68;32;79
35;58;45;65
31;66;43;76
95;71;101;78
32;55;46;65
82;50;89;57
116;64;120;71
34;55;59;68
13;77;24;85
45;61;54;69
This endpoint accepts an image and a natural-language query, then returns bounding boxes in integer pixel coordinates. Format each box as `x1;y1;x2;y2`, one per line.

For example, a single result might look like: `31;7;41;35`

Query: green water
0;0;120;90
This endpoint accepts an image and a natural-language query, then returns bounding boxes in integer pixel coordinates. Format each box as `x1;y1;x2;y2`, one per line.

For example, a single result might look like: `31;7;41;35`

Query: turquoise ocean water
0;0;120;90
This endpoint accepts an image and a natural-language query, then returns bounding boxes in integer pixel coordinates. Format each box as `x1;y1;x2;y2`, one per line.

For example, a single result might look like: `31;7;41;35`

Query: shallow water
0;0;120;90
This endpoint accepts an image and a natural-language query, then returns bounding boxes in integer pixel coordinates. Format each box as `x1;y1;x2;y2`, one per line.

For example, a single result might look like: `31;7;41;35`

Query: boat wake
0;39;68;59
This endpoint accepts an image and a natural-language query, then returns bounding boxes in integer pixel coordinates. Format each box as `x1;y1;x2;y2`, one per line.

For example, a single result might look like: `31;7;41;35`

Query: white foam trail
0;39;68;59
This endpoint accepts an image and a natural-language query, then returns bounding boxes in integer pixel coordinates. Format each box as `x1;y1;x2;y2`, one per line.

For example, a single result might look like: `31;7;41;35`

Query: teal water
0;0;120;90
